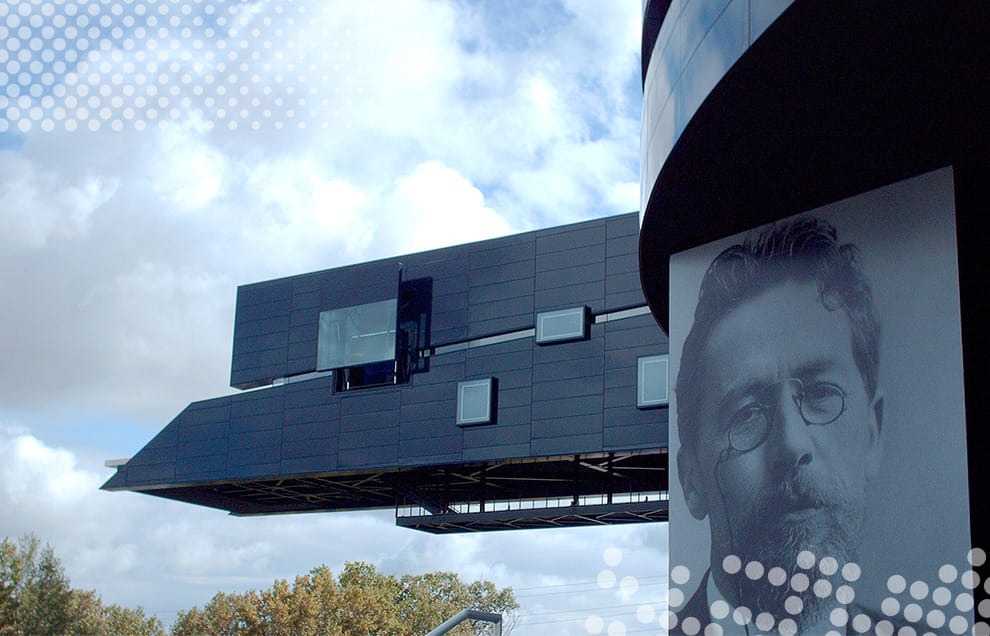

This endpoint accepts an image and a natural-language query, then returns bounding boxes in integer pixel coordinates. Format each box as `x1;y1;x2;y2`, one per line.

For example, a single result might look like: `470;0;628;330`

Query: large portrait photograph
666;167;974;635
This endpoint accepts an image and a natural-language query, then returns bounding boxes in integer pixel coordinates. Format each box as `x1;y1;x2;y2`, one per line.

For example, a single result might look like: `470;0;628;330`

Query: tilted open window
317;299;398;390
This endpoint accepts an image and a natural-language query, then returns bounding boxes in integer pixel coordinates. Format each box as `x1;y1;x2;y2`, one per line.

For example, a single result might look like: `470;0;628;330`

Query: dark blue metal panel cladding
466;233;535;338
104;212;669;497
231;260;399;389
603;313;669;451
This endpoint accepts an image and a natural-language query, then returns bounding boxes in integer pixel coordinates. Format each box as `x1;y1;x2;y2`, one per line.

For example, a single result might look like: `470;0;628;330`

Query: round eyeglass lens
798;384;845;424
728;407;770;452
726;381;845;453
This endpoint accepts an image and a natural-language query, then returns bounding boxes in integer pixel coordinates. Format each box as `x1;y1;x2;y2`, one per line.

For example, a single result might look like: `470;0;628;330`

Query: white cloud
80;260;235;407
241;156;376;267
0;241;235;428
151;125;229;211
0;151;118;249
0;1;657;631
0;430;98;507
379;160;515;254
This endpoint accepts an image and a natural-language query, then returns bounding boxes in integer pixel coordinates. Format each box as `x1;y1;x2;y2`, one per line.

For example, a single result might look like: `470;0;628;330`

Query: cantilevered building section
103;212;670;533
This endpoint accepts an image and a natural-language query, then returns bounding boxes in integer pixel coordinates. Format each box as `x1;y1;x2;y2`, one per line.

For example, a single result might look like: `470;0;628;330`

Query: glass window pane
638;355;670;408
457;378;495;425
536;306;588;344
317;299;397;370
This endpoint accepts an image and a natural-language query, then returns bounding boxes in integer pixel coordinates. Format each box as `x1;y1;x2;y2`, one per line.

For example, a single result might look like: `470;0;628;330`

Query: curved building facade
640;0;989;627
640;0;988;324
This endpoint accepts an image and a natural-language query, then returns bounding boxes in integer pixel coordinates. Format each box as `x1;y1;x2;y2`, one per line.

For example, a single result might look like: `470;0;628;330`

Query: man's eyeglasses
726;378;847;453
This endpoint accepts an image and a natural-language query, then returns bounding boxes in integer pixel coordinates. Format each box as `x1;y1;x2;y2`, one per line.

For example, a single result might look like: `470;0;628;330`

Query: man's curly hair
676;216;881;452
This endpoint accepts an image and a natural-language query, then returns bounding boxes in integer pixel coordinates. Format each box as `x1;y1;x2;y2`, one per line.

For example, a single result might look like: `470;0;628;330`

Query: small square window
638;355;669;408
536;306;589;344
457;378;497;425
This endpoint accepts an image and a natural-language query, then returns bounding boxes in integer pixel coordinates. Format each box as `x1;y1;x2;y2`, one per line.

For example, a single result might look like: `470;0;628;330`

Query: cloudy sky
0;0;666;633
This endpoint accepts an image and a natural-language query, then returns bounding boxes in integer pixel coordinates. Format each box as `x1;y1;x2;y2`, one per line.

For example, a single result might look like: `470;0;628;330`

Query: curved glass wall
640;0;793;215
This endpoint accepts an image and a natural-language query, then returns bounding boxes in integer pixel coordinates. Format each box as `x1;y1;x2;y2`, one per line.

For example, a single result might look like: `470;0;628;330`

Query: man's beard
717;470;865;631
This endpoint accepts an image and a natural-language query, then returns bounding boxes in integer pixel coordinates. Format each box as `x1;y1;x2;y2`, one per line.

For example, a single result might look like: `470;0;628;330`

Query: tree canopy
0;535;164;636
1;535;517;635
171;561;518;636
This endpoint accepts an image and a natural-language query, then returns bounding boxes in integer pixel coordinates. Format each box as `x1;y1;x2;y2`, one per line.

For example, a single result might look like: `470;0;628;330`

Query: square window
638;355;669;408
457;378;497;425
536;306;589;344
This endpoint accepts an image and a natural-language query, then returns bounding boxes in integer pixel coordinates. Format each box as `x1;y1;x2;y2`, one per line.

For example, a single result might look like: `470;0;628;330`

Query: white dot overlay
970;548;987;567
842;562;861;582
710;600;730;620
745;561;764;581
796;551;816;569
768;567;788;586
603;547;623;568
664;548;989;636
784;596;803;615
851;613;871;633
888;575;907;594
0;0;362;132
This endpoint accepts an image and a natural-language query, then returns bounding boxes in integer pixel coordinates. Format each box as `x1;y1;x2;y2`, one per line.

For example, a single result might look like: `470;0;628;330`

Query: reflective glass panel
638;354;670;408
536;306;588;344
317;299;397;370
457;378;494;425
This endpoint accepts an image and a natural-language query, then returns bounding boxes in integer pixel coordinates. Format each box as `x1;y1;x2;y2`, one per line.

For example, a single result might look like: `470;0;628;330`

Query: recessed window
317;299;397;371
637;355;669;408
536;306;589;344
457;378;497;426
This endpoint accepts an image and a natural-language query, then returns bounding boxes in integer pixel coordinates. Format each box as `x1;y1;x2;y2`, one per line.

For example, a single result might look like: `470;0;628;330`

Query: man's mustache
751;471;844;519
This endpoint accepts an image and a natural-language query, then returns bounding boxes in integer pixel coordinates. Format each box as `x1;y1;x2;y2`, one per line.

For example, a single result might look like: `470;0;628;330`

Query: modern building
638;0;988;554
105;0;988;555
103;212;670;533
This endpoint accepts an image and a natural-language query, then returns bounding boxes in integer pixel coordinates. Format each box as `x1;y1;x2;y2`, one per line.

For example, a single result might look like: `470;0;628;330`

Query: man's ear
677;446;709;521
865;388;884;481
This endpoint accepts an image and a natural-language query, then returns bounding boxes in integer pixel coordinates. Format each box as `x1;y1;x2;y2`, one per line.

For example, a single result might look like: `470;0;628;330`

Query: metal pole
426;609;502;636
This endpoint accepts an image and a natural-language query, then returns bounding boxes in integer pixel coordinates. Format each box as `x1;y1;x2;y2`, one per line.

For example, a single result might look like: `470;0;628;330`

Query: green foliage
0;535;165;636
2;535;516;636
171;561;519;636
